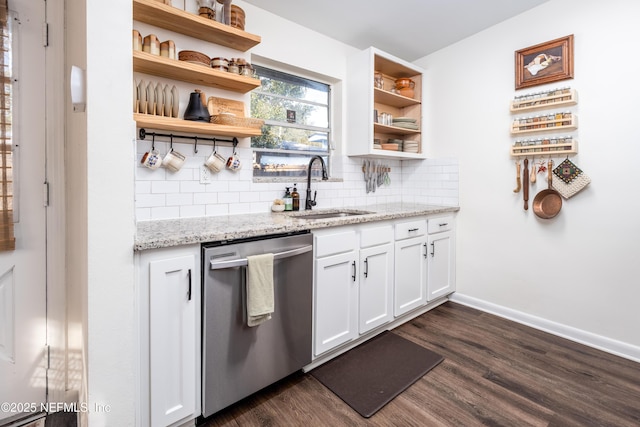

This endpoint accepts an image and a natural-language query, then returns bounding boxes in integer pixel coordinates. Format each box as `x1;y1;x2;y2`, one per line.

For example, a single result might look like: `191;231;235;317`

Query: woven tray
211;114;264;129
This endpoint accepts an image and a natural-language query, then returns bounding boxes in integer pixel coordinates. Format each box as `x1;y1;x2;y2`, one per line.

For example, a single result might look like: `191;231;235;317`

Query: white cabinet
313;223;394;356
313;229;359;356
393;219;428;317
137;245;200;427
347;46;426;159
427;216;456;301
358;224;394;334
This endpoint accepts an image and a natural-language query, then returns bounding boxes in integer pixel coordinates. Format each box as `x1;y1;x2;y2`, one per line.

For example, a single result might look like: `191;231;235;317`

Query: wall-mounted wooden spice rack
510;137;578;157
511;113;578;135
510;88;578;112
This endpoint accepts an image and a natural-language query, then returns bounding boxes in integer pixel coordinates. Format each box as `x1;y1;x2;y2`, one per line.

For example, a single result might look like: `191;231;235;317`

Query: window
251;65;330;178
0;0;15;251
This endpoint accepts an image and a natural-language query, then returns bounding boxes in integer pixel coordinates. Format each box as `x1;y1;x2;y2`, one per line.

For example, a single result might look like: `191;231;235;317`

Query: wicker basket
211;114;264;129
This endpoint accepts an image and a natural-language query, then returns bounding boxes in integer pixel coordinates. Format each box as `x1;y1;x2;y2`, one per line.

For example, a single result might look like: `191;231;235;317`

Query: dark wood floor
199;302;640;427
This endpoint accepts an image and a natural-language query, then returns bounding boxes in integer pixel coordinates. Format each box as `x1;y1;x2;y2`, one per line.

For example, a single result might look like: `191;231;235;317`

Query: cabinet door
359;243;394;334
394;236;427;316
427;231;455;301
149;255;196;427
314;251;358;355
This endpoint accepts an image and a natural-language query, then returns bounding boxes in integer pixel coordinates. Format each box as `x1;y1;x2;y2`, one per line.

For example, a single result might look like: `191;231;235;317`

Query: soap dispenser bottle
283;187;293;211
291;184;300;211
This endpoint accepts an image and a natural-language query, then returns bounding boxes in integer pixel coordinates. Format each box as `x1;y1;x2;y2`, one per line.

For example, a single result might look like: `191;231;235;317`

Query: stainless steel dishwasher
201;231;313;418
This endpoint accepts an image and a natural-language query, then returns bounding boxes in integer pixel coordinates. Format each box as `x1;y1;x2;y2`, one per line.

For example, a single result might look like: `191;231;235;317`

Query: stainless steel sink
291;210;372;220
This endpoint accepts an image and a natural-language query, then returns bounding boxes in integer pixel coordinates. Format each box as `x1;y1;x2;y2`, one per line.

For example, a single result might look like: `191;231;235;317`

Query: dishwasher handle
210;244;313;270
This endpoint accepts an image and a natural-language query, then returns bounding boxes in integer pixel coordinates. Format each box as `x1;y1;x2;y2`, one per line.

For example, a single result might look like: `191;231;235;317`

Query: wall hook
151;133;155;151
194;136;199;154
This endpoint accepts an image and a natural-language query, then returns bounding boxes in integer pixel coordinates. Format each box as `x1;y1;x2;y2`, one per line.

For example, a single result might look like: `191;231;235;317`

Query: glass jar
228;61;240;74
374;72;383;89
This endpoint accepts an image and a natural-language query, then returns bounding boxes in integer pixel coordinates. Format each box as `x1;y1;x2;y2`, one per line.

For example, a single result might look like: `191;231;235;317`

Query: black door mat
310;331;443;418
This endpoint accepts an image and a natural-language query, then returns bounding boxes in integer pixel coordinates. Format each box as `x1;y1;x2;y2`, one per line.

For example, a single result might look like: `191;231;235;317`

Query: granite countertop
134;203;460;251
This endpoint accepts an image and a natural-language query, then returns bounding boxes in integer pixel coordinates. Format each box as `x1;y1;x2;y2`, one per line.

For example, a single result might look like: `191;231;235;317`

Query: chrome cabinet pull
364;258;368;278
423;242;428;259
352;261;356;282
439;222;448;227
430;242;435;257
408;228;419;232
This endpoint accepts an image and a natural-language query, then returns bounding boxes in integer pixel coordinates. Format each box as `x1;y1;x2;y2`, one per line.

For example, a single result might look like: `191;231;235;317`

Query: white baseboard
449;293;640;363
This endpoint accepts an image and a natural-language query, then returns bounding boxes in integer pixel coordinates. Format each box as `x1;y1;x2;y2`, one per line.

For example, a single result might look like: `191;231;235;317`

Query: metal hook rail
139;128;238;149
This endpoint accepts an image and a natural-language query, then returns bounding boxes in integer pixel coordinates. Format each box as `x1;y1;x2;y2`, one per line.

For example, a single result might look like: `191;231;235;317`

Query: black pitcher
184;90;211;122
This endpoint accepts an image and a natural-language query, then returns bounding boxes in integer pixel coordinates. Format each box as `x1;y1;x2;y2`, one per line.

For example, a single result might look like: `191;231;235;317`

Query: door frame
44;0;69;407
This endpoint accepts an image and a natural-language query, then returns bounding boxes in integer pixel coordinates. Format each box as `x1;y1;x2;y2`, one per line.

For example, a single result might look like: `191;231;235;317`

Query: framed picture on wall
515;35;574;90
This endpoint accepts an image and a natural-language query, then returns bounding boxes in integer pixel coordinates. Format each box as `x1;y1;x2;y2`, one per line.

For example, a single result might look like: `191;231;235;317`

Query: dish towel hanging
246;253;275;327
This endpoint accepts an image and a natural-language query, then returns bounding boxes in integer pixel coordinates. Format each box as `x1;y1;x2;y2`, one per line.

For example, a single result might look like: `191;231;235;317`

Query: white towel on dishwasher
246;253;274;327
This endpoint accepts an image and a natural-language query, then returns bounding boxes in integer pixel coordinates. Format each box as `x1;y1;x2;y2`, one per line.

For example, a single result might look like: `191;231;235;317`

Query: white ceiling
242;0;549;61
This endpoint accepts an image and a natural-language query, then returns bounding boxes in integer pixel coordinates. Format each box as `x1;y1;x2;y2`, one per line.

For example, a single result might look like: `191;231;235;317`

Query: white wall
66;0;136;425
133;1;459;220
414;0;640;351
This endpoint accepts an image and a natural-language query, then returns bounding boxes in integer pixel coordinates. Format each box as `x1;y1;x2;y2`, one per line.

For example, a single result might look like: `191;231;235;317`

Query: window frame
250;64;333;180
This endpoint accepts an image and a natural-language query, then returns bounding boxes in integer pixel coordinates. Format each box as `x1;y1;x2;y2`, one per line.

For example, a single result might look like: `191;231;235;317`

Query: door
314;251;358;355
0;0;48;422
427;231;455;301
394;236;427;317
359;243;393;334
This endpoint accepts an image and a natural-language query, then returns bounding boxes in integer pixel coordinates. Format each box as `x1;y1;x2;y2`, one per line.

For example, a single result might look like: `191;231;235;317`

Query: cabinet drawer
428;216;453;234
360;224;393;248
314;230;357;258
395;219;427;240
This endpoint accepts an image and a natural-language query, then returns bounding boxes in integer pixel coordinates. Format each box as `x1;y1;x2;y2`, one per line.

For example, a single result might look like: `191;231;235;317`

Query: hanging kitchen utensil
532;159;562;219
552;158;591;199
513;160;521;193
530;157;537;184
523;158;529;210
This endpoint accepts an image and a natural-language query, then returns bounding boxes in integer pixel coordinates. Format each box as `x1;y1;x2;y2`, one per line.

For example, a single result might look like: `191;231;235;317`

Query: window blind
0;0;15;252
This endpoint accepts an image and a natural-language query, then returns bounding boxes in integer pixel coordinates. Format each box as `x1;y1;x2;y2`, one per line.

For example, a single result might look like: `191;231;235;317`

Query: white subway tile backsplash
166;193;193;206
136;193;166;208
150;206;180;219
193;192;218;205
218;192;240;204
152;180;180;194
135;138;459;220
180;204;206;218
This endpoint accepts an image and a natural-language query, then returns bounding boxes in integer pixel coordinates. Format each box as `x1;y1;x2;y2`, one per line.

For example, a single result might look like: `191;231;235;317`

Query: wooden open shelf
374;88;420;108
511;114;577;135
511;140;578;157
133;51;260;93
133;0;261;51
134;113;262;138
374;122;421;136
510;89;577;112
